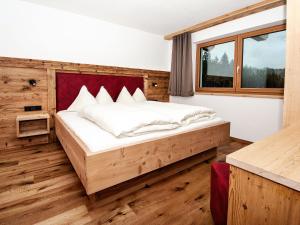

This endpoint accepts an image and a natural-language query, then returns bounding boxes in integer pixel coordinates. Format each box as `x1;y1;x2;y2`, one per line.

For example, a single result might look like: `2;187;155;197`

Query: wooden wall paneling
0;56;170;150
47;69;56;142
0;57;170;78
0;67;49;150
0;117;49;150
145;74;170;102
0;67;48;116
283;0;300;127
227;166;300;225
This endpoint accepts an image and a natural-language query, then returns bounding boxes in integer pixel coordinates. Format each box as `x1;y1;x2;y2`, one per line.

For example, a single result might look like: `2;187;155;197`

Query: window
200;39;235;88
196;25;286;96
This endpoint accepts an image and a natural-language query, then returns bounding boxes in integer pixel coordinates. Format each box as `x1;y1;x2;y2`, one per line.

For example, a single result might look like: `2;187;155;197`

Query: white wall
0;0;286;141
171;6;286;142
0;0;171;71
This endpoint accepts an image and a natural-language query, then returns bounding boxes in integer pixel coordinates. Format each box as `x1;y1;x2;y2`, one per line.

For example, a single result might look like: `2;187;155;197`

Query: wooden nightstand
16;113;50;138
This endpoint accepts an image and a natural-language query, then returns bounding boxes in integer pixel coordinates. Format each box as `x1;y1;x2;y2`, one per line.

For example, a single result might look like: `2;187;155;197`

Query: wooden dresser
226;122;300;225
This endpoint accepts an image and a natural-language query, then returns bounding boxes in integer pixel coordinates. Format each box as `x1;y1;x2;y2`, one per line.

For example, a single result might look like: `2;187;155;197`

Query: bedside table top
16;112;50;121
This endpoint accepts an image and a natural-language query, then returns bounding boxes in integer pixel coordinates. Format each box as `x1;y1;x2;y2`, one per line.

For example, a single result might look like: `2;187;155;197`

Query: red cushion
210;162;230;225
56;72;144;111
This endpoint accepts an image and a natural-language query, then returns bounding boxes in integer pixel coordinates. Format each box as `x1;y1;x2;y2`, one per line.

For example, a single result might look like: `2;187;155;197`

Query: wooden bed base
55;114;230;195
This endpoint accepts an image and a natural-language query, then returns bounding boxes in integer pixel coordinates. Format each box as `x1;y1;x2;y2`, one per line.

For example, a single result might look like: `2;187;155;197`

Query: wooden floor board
0;185;84;221
0;141;246;225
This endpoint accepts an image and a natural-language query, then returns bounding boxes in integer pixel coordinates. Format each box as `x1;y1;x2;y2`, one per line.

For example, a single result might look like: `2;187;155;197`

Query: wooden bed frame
55;114;230;195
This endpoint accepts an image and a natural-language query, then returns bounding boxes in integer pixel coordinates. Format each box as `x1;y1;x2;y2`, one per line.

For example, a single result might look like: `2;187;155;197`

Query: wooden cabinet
283;0;300;127
226;122;300;225
16;113;50;138
227;166;300;225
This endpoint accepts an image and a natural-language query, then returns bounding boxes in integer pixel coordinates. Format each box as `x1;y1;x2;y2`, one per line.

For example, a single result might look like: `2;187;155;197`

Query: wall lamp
28;79;37;86
152;82;158;87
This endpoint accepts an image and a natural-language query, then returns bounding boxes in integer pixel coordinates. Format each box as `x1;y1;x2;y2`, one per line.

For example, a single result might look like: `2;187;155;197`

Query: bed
55;72;230;195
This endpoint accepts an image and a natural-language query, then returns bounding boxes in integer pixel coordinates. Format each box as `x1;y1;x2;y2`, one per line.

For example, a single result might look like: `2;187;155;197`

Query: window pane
242;30;286;88
200;41;235;88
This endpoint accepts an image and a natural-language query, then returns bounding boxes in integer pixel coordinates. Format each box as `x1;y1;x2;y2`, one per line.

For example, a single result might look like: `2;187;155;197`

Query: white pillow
133;88;146;102
96;86;114;104
116;86;135;104
67;85;97;112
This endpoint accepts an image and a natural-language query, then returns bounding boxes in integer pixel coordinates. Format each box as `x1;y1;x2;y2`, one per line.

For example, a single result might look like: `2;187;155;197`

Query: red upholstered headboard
56;72;144;111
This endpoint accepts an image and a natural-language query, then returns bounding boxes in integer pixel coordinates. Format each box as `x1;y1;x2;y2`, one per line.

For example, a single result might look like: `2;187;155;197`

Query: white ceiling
21;0;262;35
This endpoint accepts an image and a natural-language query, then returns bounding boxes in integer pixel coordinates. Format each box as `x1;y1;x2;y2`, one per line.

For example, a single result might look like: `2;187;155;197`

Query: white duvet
137;101;216;125
81;103;179;137
81;101;216;137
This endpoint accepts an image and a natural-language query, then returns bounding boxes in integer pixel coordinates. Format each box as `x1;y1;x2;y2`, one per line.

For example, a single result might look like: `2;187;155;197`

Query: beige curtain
168;32;194;97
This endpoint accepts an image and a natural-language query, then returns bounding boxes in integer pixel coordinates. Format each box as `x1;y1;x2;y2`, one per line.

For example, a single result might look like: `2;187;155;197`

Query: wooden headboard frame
0;56;169;111
56;72;144;111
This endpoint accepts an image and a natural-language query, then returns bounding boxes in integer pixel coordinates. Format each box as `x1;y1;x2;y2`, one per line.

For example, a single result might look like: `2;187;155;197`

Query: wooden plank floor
0;141;246;225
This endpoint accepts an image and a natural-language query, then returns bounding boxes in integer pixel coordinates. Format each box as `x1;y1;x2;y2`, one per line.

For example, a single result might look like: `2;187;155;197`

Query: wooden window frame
195;35;238;93
195;24;286;96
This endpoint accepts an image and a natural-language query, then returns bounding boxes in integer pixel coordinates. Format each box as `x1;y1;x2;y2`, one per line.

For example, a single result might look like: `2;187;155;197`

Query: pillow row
68;86;146;112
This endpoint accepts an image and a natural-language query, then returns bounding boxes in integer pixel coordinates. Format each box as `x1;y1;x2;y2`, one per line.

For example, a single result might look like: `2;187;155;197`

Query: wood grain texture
215;140;249;162
16;113;50;121
0;67;48;117
230;137;252;145
89;147;218;208
0;56;169;78
86;122;230;194
283;0;300;127
47;69;56;142
164;0;286;40
226;121;300;191
0;67;49;150
0;56;170;150
144;75;169;102
55;114;230;194
55;114;88;190
0;140;246;225
16;113;50;138
228;166;300;225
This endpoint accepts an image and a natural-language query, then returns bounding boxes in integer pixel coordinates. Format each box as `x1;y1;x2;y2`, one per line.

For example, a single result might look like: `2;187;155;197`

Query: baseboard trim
230;137;253;145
